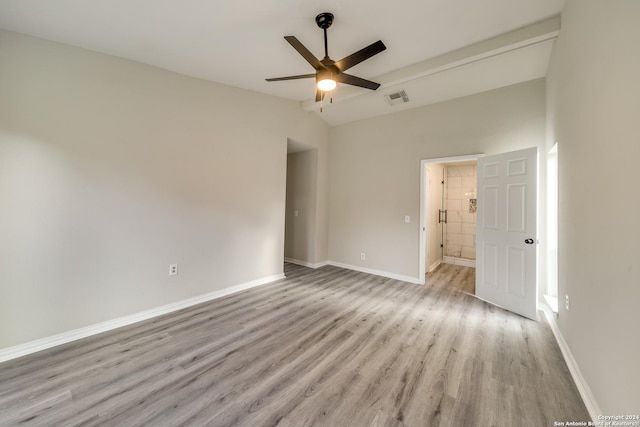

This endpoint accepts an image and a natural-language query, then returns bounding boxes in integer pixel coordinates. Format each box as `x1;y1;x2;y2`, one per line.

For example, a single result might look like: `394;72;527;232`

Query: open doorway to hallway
284;139;318;268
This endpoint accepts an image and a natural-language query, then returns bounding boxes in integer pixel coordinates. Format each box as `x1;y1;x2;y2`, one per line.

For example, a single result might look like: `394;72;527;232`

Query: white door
476;147;538;320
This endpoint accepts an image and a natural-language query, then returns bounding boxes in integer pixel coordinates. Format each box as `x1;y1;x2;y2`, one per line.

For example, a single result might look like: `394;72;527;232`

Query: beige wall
0;30;330;348
284;149;318;265
329;79;546;280
546;0;640;413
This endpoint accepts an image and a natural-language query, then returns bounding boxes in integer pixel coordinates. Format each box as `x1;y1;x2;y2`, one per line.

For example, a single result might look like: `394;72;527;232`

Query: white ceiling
0;0;564;126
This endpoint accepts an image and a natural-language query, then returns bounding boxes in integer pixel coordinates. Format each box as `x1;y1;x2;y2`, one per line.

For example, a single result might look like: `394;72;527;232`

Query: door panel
477;147;538;320
483;242;499;288
483;185;499;229
507;183;526;232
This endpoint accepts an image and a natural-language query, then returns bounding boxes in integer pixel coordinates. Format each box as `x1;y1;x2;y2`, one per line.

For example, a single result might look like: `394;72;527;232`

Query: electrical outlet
360;253;366;261
169;264;178;276
565;294;569;311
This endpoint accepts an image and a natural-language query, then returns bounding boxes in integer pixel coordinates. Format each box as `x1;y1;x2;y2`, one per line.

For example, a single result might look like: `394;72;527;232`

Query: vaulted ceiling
0;0;564;126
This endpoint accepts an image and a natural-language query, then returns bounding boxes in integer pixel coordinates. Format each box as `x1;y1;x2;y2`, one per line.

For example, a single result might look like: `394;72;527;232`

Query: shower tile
446;245;462;257
461;234;475;247
461;212;476;223
447;199;462;211
461;246;476;259
448;210;462;223
447;177;462;188
447;233;462;245
447;222;462;234
448;188;465;199
462;176;476;188
447;167;463;177
462;223;476;235
444;162;477;263
460;166;475;177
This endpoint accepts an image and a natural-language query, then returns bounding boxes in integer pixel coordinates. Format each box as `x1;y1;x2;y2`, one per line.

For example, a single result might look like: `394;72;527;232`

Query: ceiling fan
266;12;387;104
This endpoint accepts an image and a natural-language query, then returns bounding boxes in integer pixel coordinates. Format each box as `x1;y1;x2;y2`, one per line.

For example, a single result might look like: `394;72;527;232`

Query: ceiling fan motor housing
315;12;334;29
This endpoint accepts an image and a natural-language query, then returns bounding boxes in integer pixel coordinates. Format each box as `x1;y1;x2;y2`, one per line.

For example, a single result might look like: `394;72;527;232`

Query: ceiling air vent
385;90;409;106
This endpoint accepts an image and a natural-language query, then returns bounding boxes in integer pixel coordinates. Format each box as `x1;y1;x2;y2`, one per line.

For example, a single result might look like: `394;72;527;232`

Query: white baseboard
327;261;422;285
443;256;476;268
428;259;442;273
287;258;423;285
0;273;285;364
284;257;329;269
540;302;601;421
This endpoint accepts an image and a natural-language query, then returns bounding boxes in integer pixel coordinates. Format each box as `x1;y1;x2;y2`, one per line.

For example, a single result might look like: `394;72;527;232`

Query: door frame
419;154;484;284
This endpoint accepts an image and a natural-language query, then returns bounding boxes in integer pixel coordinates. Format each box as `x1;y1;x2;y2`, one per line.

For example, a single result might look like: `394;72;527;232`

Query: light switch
405;215;411;223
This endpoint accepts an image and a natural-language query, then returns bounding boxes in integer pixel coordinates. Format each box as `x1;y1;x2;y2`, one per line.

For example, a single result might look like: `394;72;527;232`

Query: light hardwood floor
0;263;589;426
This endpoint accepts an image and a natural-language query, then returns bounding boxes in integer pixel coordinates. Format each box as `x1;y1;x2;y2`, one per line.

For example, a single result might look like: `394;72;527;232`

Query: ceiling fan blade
334;40;386;73
284;36;325;70
335;73;381;90
266;73;316;82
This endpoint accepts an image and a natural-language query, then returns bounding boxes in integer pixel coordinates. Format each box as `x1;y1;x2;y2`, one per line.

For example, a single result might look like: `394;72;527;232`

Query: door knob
525;238;534;244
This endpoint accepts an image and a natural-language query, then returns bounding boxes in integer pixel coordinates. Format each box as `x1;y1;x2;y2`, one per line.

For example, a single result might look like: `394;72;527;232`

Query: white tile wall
445;165;477;260
447;199;462;211
447;222;462;234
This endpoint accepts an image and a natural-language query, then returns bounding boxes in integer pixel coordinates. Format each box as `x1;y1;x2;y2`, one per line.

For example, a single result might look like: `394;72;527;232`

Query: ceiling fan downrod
315;12;334;59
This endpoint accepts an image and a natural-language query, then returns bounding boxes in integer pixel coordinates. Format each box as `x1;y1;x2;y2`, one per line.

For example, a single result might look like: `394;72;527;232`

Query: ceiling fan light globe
317;78;337;91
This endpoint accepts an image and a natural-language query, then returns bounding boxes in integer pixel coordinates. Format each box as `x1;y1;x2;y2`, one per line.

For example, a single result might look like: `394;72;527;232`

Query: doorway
284;139;318;268
421;148;539;320
419;154;482;283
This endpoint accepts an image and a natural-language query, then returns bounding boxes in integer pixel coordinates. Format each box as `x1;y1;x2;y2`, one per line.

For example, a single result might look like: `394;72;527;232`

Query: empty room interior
1;0;639;425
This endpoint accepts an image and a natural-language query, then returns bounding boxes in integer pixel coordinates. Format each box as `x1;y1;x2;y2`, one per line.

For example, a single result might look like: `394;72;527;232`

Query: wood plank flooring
0;263;589;426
